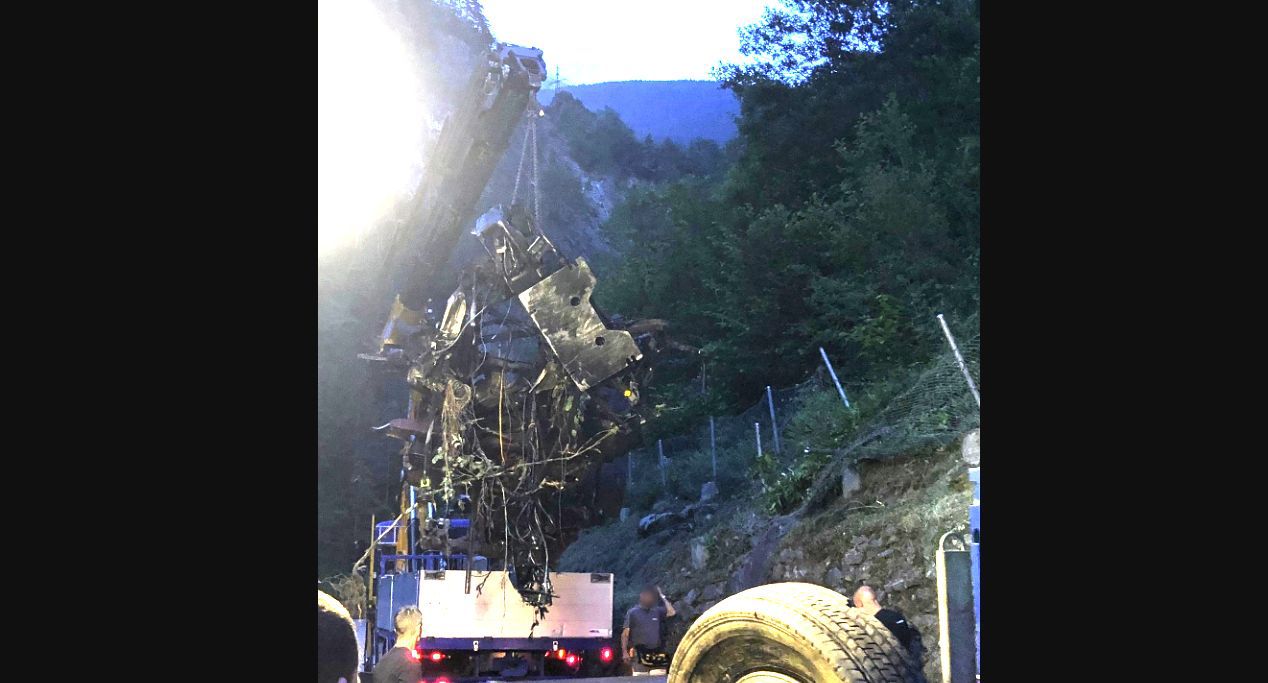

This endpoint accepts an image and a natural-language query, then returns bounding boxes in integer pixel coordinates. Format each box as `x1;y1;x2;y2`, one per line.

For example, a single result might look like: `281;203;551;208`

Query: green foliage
752;388;856;513
597;0;979;416
548;92;730;181
755;450;832;515
586;3;979;525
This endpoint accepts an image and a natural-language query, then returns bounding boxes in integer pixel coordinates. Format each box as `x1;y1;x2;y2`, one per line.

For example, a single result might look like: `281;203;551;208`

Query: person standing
371;606;423;683
622;584;677;676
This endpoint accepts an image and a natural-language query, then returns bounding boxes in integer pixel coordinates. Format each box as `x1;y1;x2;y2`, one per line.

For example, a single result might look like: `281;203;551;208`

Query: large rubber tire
668;582;926;683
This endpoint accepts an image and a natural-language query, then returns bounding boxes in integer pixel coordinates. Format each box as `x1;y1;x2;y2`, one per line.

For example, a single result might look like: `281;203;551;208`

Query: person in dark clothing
372;606;423;683
318;590;360;683
622;584;677;675
853;586;924;660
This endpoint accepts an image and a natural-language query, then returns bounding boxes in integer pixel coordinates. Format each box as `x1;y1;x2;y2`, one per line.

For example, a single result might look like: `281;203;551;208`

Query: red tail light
600;646;614;662
565;654;578;666
429;651;444;662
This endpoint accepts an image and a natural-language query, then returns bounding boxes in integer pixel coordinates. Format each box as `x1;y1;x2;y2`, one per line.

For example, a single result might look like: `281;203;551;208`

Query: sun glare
318;0;427;260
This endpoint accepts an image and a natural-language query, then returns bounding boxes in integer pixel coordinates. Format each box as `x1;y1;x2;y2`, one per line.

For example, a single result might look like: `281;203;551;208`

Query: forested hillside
557;9;979;679
596;0;979;431
539;80;740;143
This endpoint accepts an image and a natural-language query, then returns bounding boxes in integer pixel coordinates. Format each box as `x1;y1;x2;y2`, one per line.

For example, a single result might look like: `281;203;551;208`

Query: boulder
825;567;844;586
619;507;631;522
841;464;861;501
690;537;710;570
700;480;719;502
962;428;980;466
702;583;725;601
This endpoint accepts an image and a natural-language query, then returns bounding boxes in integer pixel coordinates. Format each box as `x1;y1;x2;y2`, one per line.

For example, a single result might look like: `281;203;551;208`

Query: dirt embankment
557;444;971;682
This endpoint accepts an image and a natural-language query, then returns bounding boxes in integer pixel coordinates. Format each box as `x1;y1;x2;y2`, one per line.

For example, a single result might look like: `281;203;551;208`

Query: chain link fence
623;315;980;512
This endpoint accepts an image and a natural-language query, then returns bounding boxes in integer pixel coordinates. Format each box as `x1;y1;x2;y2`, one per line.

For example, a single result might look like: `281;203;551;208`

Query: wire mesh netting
623;318;979;511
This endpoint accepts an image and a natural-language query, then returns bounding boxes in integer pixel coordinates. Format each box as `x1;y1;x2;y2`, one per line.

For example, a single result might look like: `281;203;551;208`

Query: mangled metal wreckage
359;44;679;613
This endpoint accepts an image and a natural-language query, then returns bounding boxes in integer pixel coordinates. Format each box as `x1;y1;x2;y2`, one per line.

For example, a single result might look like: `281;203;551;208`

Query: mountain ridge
540;79;739;144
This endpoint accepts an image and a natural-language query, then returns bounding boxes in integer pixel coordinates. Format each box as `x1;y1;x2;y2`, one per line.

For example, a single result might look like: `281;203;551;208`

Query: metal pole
819;347;851;408
937;314;980;408
754;422;762;459
937;532;977;682
657;439;667;488
709;416;717;482
408;484;417;572
366;513;376;672
766;385;781;454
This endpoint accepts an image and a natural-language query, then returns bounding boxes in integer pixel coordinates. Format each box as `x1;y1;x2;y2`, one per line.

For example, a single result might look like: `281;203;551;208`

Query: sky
482;0;780;85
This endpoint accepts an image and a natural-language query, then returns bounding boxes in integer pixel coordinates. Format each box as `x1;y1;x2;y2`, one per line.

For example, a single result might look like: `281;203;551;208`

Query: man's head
852;585;881;613
318;590;359;683
394;606;423;647
639;584;659;608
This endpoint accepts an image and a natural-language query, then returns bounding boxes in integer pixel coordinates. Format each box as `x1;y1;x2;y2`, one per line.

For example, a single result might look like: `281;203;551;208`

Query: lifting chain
510;105;543;232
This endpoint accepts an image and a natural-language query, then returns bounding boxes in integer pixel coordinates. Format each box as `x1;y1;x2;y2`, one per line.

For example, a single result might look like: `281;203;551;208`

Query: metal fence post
819;347;851;408
937;314;980;408
657;439;667;489
766;385;781;454
754;422;762;459
709;416;717;482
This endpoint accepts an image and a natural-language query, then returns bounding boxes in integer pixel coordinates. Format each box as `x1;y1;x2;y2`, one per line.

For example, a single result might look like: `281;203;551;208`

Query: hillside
557;354;981;683
540;80;739;143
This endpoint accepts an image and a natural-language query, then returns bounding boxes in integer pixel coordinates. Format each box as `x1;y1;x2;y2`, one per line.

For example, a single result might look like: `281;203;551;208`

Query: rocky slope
557;435;973;682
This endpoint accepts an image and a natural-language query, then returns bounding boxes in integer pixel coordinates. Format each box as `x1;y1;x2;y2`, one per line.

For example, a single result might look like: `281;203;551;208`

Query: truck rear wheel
668;582;925;683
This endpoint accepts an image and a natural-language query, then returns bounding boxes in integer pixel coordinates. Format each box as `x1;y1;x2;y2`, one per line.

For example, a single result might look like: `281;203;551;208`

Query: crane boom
386;44;546;314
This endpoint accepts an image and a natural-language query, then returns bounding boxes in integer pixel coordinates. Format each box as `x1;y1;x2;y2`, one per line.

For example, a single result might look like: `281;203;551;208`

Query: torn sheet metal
517;258;641;391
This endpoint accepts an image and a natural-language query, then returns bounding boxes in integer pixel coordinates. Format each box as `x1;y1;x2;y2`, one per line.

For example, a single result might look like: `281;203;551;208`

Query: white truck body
377;570;614;639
